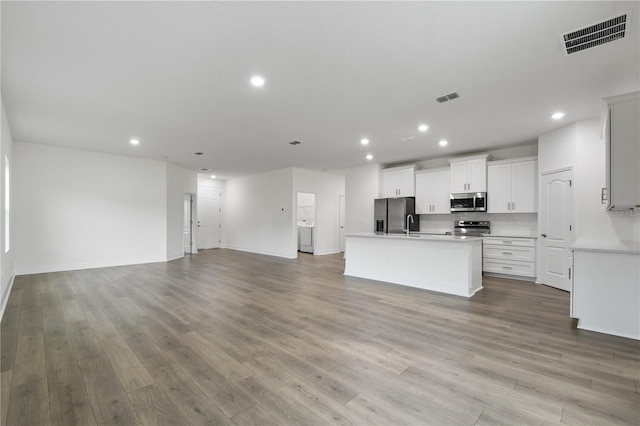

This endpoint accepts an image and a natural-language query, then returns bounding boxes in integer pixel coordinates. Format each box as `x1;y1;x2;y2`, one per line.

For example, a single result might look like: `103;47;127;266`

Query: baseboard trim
312;249;341;256
0;274;16;322
225;246;296;260
14;256;169;275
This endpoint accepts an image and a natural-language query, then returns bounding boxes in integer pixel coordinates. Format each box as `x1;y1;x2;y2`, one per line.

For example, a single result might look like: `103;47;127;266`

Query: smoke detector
561;11;631;55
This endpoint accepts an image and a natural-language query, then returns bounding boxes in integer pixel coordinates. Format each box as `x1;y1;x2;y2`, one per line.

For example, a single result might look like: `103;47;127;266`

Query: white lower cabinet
482;236;536;280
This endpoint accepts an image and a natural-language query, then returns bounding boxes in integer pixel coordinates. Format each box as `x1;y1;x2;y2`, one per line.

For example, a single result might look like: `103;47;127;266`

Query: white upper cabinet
448;154;489;193
382;166;415;197
415;168;450;214
604;91;640;210
487;157;537;213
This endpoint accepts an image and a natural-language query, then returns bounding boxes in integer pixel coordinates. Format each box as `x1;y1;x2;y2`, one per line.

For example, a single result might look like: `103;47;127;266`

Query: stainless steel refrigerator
374;197;419;234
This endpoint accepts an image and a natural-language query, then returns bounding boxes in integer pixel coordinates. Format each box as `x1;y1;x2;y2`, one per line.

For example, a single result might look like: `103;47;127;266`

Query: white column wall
345;163;381;234
167;163;198;260
292;168;345;255
1;98;15;320
13;142;168;274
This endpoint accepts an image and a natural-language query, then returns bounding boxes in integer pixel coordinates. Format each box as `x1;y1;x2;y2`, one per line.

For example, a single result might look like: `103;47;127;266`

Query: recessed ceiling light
130;139;139;145
551;112;565;120
210;175;216;179
250;75;265;87
366;154;373;160
439;140;448;147
418;124;429;132
199;168;211;171
360;138;370;145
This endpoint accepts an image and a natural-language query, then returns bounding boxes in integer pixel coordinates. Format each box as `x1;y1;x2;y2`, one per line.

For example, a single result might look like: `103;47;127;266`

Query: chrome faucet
406;214;414;236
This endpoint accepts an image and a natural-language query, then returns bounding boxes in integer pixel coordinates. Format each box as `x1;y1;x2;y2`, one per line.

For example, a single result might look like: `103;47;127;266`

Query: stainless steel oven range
453;220;490;237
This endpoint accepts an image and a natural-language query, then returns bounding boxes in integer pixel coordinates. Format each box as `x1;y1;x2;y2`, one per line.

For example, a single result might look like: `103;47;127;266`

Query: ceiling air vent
436;92;460;103
561;12;630;55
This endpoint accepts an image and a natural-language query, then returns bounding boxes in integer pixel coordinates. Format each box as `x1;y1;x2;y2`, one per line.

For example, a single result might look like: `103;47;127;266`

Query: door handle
541;233;548;237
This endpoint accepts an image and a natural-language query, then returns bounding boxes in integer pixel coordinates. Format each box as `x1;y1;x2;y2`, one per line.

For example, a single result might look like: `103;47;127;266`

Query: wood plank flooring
1;249;639;425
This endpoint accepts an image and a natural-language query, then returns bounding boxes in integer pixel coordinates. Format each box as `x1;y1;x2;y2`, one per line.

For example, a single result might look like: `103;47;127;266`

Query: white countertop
572;240;640;255
345;233;482;242
483;233;538;239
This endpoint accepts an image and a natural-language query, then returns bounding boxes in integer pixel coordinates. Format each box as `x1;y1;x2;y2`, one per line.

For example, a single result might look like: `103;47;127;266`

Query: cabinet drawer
483;245;535;262
483;259;535;277
483;237;535;247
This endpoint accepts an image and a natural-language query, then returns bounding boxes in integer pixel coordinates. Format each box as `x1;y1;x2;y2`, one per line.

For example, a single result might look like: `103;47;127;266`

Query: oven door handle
473;194;477;211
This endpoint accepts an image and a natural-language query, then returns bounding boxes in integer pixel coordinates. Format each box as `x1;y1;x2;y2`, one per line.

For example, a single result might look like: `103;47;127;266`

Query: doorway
539;168;574;292
297;192;316;254
183;193;194;254
339;195;346;252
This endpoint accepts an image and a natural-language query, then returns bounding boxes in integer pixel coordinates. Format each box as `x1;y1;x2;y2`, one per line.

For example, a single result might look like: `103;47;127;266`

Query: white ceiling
2;1;639;179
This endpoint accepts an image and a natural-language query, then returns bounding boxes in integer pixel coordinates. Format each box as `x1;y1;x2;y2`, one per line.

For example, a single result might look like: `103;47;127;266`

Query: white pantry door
183;195;192;253
197;185;221;249
539;169;574;292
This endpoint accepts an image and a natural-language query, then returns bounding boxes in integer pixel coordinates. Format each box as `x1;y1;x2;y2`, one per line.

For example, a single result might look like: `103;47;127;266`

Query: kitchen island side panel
344;235;482;297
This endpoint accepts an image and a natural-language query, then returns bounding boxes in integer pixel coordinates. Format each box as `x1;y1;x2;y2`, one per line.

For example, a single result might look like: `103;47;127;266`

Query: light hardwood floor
1;249;639;425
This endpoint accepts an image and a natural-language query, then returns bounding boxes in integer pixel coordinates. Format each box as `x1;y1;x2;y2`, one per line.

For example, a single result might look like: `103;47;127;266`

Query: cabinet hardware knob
541;233;548;237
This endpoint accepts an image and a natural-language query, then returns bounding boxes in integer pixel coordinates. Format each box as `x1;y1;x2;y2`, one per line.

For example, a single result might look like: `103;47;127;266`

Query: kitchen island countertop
345;233;482;242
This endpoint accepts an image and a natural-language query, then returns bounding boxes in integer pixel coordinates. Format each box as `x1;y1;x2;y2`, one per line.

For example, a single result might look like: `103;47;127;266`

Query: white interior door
539;169;573;291
183;195;191;254
339;195;346;252
197;184;221;249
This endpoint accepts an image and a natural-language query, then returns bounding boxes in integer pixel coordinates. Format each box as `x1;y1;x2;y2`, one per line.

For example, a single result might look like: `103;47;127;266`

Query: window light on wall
4;156;9;253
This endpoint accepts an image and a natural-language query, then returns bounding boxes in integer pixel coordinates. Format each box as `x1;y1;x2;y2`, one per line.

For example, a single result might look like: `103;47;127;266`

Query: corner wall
538;119;639;247
1;98;14;320
223;168;295;258
13;142;169;274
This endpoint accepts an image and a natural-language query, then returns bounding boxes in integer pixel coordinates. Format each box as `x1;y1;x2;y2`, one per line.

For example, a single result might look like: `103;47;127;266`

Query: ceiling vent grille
436;92;460;103
562;12;630;55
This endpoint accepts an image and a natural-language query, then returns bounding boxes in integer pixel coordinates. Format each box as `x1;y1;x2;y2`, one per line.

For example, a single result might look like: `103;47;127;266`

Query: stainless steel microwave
450;192;487;212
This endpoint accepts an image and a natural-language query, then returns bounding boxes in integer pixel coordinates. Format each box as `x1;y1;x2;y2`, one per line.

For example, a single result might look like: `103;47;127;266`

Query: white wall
345;163;381;234
14;142;168;274
1;98;14;320
167;164;197;260
223;168;295;258
293;168;345;255
538;119;639;247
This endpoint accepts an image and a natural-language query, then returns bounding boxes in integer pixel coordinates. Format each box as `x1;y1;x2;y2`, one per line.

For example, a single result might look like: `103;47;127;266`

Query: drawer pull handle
502;241;512;244
503;252;513;255
502;266;512;270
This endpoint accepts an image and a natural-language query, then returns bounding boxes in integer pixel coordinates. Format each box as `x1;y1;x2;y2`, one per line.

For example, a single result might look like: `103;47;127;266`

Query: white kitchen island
344;233;483;297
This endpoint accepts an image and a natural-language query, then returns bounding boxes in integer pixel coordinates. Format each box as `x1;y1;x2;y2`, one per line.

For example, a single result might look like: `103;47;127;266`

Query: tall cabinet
487;157;537;213
604;92;640;210
448;154;489;193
